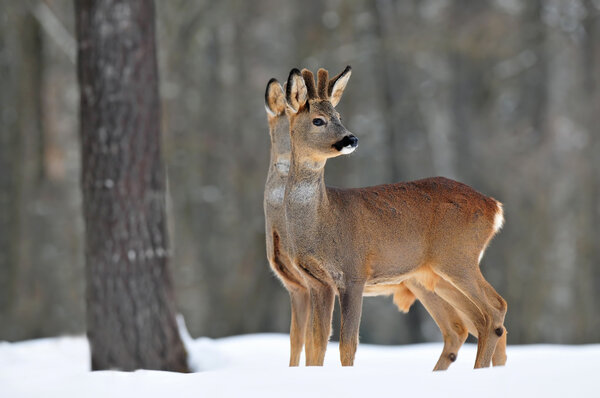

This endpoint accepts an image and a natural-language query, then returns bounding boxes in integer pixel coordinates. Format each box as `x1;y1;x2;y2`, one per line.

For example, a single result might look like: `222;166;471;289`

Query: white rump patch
289;182;318;204
478;249;485;264
340;145;357;154
493;202;505;232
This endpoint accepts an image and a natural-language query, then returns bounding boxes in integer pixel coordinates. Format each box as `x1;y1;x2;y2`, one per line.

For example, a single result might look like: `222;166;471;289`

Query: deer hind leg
304;283;335;366
338;282;365;366
492;326;507;366
288;286;310;366
434;263;507;369
404;280;468;371
433;278;508;367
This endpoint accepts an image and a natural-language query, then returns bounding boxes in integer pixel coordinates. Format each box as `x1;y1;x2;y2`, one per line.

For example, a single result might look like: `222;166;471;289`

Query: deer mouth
332;135;358;154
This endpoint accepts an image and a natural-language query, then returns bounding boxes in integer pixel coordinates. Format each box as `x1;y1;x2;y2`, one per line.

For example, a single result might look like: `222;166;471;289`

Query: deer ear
328;65;352;107
265;78;286;117
286;68;308;114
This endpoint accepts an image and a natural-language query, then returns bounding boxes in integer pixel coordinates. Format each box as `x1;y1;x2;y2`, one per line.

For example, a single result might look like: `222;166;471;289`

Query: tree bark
75;0;188;371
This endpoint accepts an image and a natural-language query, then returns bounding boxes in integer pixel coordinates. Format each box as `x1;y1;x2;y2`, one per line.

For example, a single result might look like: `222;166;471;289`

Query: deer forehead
309;100;339;119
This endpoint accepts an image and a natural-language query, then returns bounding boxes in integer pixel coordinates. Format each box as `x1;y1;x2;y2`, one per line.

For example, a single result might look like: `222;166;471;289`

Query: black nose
348;135;358;147
333;135;359;151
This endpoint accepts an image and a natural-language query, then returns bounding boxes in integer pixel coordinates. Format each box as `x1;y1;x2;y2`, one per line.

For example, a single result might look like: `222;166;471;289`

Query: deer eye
312;118;326;126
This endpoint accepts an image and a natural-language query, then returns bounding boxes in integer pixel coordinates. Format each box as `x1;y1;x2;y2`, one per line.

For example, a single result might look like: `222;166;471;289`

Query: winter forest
1;0;600;375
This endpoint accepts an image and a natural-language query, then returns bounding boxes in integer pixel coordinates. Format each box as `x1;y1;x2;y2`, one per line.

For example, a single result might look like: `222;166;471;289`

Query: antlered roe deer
265;79;488;370
283;66;507;368
264;74;506;370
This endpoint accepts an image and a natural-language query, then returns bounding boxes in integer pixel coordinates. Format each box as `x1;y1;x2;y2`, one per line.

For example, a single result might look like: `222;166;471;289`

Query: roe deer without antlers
283;66;507;368
265;78;505;370
264;78;310;366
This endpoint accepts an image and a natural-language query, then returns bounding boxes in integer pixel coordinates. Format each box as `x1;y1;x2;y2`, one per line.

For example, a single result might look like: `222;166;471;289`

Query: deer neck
285;149;330;260
265;147;290;207
286;149;328;212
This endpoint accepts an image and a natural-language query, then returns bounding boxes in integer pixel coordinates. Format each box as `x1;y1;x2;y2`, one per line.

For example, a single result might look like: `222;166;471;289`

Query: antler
300;66;352;102
317;68;329;99
301;69;317;99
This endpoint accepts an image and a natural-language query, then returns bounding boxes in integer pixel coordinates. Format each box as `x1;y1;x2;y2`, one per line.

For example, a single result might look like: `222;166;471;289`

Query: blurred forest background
1;0;599;345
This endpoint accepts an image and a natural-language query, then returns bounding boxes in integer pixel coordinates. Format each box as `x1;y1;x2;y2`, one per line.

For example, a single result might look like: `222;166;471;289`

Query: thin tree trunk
0;2;23;322
75;0;188;372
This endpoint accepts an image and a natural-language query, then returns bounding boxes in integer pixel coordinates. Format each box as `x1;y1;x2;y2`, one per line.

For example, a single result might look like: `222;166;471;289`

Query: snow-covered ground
1;331;598;398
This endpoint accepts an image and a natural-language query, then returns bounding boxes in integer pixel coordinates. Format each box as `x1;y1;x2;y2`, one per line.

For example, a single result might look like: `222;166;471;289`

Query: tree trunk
75;0;188;372
0;2;23;322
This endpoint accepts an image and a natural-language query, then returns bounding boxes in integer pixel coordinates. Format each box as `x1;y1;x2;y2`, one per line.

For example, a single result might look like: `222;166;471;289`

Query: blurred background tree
76;0;188;371
0;0;598;346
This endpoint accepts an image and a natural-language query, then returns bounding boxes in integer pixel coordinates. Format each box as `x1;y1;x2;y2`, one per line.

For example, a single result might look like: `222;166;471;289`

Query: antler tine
301;69;317;99
317;68;329;99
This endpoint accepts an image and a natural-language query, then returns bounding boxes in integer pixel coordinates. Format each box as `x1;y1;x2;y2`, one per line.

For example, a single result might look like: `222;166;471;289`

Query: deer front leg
305;283;335;366
288;286;310;366
339;282;365;366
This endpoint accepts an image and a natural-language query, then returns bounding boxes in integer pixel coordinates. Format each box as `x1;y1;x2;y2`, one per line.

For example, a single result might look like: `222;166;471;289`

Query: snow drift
1;333;598;398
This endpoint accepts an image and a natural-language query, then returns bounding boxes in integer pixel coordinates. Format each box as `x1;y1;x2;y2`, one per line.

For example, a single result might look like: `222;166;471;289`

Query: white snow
1;332;598;398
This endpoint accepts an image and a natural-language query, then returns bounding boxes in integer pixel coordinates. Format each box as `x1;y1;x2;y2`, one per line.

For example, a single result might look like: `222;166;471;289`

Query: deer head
285;66;357;162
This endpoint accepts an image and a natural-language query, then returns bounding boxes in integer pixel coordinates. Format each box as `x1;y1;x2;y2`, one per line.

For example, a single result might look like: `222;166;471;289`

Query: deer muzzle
333;135;358;154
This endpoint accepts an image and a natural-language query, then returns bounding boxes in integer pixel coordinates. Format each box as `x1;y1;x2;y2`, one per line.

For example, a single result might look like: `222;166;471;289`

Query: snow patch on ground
1;332;599;398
